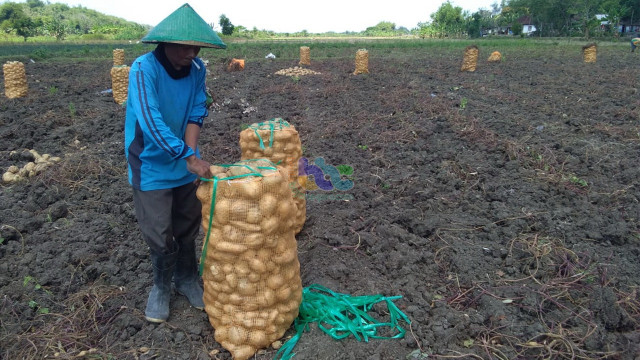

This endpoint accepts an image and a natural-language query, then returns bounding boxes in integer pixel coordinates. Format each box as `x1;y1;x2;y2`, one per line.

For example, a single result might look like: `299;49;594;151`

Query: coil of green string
275;284;411;360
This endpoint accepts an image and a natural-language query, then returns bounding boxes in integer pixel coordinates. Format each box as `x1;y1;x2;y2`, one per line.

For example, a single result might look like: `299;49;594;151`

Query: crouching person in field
124;4;226;323
632;38;640;52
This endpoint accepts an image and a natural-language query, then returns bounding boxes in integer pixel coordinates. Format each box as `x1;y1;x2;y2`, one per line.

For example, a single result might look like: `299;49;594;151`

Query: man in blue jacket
124;3;226;323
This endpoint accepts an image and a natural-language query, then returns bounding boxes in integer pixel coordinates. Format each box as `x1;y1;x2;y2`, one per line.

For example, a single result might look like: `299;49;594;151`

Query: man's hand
186;155;212;179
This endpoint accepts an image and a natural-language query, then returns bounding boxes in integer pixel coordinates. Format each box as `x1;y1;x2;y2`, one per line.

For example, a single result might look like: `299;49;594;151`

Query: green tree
467;9;494;37
620;0;639;24
219;14;234;35
26;0;45;8
45;16;67;40
364;21;399;36
467;12;483;37
569;0;603;38
429;1;465;37
0;2;38;41
512;20;524;34
601;0;628;36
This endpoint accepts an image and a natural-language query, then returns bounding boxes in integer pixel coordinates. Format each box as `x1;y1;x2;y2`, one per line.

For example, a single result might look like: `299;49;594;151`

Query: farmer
124;3;226;323
632;37;640;52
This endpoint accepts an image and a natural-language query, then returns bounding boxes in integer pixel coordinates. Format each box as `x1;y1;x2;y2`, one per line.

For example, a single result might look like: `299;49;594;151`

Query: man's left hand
186;156;212;179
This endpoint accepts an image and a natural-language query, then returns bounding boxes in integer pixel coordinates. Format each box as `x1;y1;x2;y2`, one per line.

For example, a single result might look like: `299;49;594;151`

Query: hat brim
142;39;226;49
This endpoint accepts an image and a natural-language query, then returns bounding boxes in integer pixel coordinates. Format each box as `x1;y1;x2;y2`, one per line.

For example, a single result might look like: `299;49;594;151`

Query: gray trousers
132;182;202;255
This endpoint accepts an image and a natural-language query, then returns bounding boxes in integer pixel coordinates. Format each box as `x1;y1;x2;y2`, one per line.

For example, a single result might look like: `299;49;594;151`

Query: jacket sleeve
128;60;195;160
187;58;209;128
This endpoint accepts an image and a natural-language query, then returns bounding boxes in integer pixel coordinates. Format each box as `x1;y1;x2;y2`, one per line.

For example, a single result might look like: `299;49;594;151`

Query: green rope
248;118;291;150
197;161;277;276
274;284;411;360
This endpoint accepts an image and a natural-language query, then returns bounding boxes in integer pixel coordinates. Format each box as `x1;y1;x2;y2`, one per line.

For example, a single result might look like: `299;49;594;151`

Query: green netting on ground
274;284;411;360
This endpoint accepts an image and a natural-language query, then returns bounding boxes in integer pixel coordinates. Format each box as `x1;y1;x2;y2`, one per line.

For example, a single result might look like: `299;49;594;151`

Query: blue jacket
125;46;209;191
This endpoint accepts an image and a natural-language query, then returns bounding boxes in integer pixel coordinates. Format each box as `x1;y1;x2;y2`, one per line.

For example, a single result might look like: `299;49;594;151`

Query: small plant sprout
460;97;468;110
48;86;58;95
357;144;368;150
569;175;588;187
68;102;76;118
23;275;52;295
336;165;354;177
28;299;49;314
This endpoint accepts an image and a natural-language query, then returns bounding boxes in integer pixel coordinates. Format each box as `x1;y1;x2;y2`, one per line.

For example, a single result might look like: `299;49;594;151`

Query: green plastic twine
249;118;291;150
274;284;411;360
197;161;278;276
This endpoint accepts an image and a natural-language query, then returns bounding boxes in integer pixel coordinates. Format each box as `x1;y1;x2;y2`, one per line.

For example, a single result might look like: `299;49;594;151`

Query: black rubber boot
145;250;177;323
174;241;205;310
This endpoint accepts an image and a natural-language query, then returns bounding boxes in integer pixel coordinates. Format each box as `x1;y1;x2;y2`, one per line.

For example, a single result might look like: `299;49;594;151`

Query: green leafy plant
68;102;76;118
459;97;468;110
336;164;354;176
28;299;49;314
23;275;51;314
357;144;368;150
24;275;52;295
569;175;588;187
30;48;51;60
48;86;58;95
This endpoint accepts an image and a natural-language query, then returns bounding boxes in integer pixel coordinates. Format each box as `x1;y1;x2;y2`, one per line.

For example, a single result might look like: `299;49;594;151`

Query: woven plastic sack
299;46;310;66
353;49;369;75
113;48;125;66
487;51;501;62
461;45;479;72
240;119;306;234
196;159;303;360
110;65;130;105
583;43;597;63
3;61;28;99
228;58;245;72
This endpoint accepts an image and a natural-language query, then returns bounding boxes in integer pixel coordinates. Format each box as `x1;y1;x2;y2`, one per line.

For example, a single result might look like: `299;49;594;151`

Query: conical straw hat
142;3;226;49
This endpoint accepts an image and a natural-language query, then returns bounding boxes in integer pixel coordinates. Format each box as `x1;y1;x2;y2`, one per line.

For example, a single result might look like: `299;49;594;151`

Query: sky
10;0;499;33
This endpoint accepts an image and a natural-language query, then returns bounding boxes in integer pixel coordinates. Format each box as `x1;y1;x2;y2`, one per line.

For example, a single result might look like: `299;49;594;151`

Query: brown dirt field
1;43;640;360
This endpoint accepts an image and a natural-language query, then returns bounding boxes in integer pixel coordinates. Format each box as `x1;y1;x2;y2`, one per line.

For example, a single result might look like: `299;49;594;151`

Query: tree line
2;0;638;42
421;0;640;39
0;0;148;41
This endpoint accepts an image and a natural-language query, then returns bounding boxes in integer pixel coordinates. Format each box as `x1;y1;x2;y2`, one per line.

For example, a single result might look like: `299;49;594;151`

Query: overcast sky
8;0;499;33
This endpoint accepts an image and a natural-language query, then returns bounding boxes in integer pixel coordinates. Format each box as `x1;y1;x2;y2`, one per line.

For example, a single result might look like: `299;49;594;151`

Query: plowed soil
1;43;640;360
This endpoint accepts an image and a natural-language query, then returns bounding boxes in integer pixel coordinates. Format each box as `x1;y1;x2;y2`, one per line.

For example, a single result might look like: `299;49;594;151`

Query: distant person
124;3;226;323
632;37;640;52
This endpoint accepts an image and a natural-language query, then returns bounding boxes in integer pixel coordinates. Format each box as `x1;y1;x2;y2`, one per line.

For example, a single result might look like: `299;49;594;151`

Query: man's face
164;43;201;70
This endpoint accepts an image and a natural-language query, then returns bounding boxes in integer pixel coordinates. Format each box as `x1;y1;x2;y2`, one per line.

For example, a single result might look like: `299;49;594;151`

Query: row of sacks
196;119;306;360
461;42;599;72
461;45;503;72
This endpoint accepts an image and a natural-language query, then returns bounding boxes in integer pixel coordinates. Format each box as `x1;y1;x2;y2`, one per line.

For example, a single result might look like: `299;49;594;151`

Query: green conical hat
142;3;226;49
